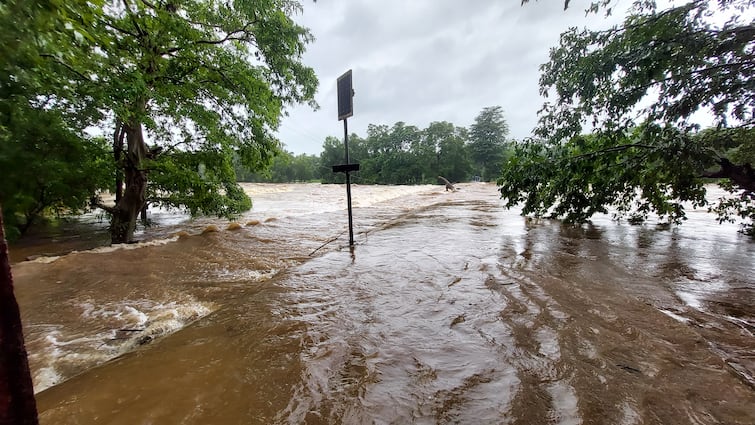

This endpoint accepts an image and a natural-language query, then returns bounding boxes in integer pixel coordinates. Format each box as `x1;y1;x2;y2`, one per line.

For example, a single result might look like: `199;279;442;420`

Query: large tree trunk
0;206;39;425
110;118;148;244
113;120;126;204
703;158;755;194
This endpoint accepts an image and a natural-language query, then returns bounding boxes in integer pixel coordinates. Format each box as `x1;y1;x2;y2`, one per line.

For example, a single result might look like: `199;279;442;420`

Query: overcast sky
275;0;631;155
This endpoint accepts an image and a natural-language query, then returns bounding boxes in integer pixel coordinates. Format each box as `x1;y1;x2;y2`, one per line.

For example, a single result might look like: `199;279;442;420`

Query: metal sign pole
334;69;359;247
343;118;354;246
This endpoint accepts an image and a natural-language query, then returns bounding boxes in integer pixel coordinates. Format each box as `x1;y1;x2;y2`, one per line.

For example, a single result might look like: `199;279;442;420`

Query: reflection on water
9;183;755;424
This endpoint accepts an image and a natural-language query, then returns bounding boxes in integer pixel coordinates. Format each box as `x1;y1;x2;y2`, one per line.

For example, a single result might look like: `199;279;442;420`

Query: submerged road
12;183;754;424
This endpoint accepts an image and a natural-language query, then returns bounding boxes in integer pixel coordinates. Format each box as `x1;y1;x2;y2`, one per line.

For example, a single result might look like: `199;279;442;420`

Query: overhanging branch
702;157;755;193
573;143;656;159
91;197;116;215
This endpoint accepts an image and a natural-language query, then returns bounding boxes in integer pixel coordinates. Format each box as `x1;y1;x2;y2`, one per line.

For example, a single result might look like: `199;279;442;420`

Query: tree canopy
236;150;320;183
1;0;318;243
501;0;754;235
0;1;113;240
469;106;510;182
313;119;476;186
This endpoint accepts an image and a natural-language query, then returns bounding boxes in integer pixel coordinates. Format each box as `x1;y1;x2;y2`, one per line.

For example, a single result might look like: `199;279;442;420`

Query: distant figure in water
438;176;457;192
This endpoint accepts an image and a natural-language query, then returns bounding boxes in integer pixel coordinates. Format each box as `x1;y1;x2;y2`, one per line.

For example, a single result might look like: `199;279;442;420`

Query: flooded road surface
10;183;755;424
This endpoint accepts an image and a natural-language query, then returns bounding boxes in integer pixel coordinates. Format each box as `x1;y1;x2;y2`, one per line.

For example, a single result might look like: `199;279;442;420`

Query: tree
386;122;422;184
409;125;438;184
57;1;318;243
426;121;472;184
0;208;39;425
238;151;319;182
520;0;613;14
319;136;346;183
319;121;475;186
501;0;755;234
0;108;112;240
1;1;112;240
0;4;99;421
360;122;422;184
469;106;510;181
287;153;320;182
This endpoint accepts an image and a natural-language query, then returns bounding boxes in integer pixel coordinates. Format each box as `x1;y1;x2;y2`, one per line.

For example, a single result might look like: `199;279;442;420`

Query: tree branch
573;143;656;159
597;0;705;37
122;0;146;37
91;197;117;215
38;54;90;81
702;157;755;193
620;60;755;103
101;19;140;38
138;0;158;9
161;21;257;56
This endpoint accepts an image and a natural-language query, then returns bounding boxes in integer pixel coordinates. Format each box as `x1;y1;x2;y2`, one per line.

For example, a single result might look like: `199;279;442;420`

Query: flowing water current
9;183;755;424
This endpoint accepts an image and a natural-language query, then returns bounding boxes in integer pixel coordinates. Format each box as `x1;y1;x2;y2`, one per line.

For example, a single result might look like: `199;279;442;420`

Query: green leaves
2;1;319;240
539;0;753;135
504;0;754;235
148;148;252;218
499;125;711;225
0;104;112;238
469;106;511;182
317;119;473;185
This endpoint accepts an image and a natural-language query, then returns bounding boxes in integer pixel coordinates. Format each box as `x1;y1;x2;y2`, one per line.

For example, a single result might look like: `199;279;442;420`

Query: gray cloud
277;0;627;154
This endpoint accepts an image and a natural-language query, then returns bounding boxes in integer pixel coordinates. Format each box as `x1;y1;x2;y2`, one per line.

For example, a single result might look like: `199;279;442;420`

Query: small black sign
332;163;360;173
337;70;353;120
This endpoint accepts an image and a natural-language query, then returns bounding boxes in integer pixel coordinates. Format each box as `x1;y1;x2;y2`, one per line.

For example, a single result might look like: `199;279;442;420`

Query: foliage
52;0;318;242
428;122;472;184
236;150;320;182
2;1;318;242
500;125;710;224
318;134;369;184
360;123;422;184
315;120;476;186
0;1;111;240
149;148;252;216
502;0;754;235
0;106;112;240
469;106;511;181
319;136;349;184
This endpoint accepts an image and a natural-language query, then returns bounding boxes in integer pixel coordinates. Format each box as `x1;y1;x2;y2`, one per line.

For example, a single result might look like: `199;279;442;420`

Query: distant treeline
236;106;511;185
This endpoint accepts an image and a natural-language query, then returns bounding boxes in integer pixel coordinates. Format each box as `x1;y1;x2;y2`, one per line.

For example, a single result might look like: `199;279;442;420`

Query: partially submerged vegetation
502;0;754;235
2;0;752;243
1;0;317;243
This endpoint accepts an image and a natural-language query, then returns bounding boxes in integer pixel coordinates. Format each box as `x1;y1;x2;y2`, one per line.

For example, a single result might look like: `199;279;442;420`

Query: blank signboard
337;70;353;120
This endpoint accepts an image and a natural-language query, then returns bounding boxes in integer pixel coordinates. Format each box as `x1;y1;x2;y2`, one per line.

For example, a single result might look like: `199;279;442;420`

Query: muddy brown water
9;183;755;424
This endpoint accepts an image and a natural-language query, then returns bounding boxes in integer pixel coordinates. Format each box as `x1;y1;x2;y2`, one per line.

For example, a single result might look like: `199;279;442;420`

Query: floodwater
9;183;755;424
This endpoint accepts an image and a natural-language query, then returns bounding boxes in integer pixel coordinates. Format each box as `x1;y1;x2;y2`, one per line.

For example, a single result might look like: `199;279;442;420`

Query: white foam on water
239;183;440;219
724;315;754;337
578;339;598;360
619;401;641;425
535;326;561;361
658;309;690;323
675;289;703;310
31;298;214;393
242;183;295;195
547;380;582;425
351;184;438;208
32;367;63;393
675;277;734;314
88;236;180;254
26;255;63;264
30;329;115;392
22;236;181;264
207;267;280;283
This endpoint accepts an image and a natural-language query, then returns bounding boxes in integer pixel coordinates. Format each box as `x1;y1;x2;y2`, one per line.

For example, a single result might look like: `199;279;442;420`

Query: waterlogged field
10;183;755;424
